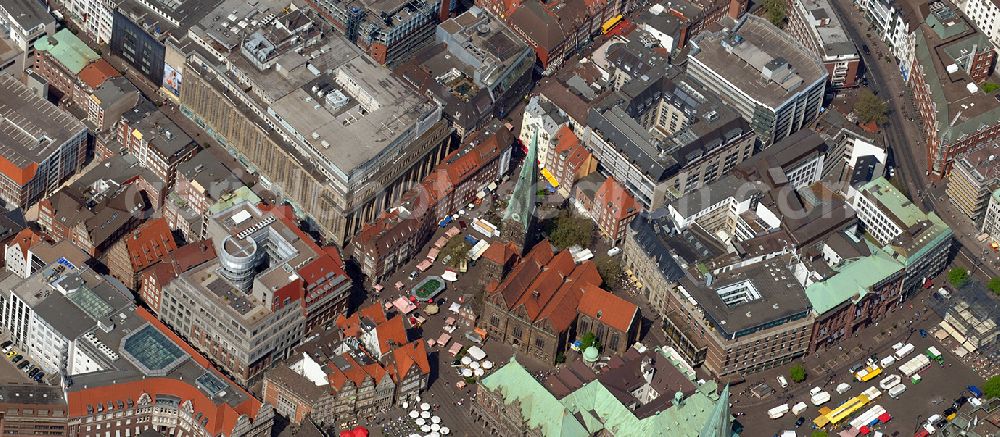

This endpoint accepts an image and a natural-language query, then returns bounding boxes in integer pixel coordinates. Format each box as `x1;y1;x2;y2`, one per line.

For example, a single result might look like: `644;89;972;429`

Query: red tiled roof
376;316;408;355
577;285;638;333
78;59;119;89
8;228;42;258
336;303;388;337
390;339;430;381
67;377;262;436
142;239;216;287
125;218;177;271
482;241;519;265
594;177;639;221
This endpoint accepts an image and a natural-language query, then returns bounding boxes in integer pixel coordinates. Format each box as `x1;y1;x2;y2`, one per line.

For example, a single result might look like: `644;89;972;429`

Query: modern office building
946;147;1000;223
398;6;535;137
305;0;449;65
785;0;862;88
158;201;352;385
182;2;452;245
851;178;953;298
0;74;88;208
688;14;827;145
956;0;1000;49
0;0;55;74
585;66;757;209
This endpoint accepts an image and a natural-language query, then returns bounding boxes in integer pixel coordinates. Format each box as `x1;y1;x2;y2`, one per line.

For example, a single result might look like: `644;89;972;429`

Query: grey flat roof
691;14;826;108
2;0;54;31
269;54;437;174
0;75;86;169
683;254;812;338
117;0;225;34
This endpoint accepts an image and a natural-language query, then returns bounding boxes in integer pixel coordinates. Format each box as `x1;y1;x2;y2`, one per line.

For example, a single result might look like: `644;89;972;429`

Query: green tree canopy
985;375;1000;399
811;431;829;437
854;89;889;125
790;363;807;383
987;277;1000;295
441;238;471;268
948;267;970;288
761;0;787;27
545;211;594;249
594;255;624;289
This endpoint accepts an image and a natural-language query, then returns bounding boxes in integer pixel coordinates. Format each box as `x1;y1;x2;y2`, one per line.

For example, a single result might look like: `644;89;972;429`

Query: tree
789;363;807;383
988;277;1000;295
579;332;600;351
854;89;889;125
761;0;787;27
983;82;1000;93
594;255;624;289
985;375;1000;399
441;238;471;268
948;267;970;288
545;211;594;248
811;431;829;437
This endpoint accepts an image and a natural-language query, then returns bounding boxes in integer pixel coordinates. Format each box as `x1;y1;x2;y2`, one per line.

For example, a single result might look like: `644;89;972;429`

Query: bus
601;15;623;34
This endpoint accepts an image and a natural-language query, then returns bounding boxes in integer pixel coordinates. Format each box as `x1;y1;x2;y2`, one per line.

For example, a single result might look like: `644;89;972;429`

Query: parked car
16;360;27;369
11;355;22;363
969;385;984;398
862;44;871;54
0;341;11;351
408;271;419;280
954;397;968;409
794;417;805;428
777;376;788;388
27;368;37;377
849;362;864;373
919;329;928;338
32;372;43;382
6;350;15;358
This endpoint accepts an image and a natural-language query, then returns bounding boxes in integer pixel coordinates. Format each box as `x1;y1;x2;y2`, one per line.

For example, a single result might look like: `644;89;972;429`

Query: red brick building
353;125;513;284
104;217;177;290
588;176;639;244
139;239;216;314
546;126;597;197
909;19;999;176
481;240;641;364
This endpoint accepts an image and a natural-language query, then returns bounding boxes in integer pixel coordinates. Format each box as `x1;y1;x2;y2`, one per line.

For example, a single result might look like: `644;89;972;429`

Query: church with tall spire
500;130;538;254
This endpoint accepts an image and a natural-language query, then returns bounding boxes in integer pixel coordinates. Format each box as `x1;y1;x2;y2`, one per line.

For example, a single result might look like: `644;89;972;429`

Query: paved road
827;2;1000;279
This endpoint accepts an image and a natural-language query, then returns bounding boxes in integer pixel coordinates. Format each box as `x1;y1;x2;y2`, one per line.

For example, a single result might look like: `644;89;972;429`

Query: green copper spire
503;129;539;231
699;384;732;437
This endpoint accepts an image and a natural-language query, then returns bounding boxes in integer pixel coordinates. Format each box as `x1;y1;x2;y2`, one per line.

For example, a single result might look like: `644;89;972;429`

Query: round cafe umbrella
859;425;870;435
428;433;440;437
431;423;441;432
474;368;485;377
409;410;419;419
415;418;425;426
461;368;473;377
878;412;891;423
420;402;431;411
440;427;450;435
470;361;480;370
402;401;408;409
461;356;472;365
482;360;493;369
420;425;431;433
421;411;431;419
426;304;439;315
431;416;441;424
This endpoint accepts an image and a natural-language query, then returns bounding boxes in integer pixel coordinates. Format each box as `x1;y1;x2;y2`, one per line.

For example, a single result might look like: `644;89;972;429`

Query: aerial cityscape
0;0;997;435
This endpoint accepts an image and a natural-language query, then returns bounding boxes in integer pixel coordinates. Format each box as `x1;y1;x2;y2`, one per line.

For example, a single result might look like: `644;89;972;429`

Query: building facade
785;0;862;88
0;74;88;208
688;14;827;145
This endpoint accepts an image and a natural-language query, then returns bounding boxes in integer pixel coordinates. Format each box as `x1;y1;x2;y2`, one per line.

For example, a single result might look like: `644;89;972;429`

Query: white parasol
482;360;494;369
441;427;451;435
461;368;473;377
431;416;441;424
409;410;419;419
460;356;472;365
420;402;431;411
415;418;425;426
421;411;431;419
474;367;485;377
